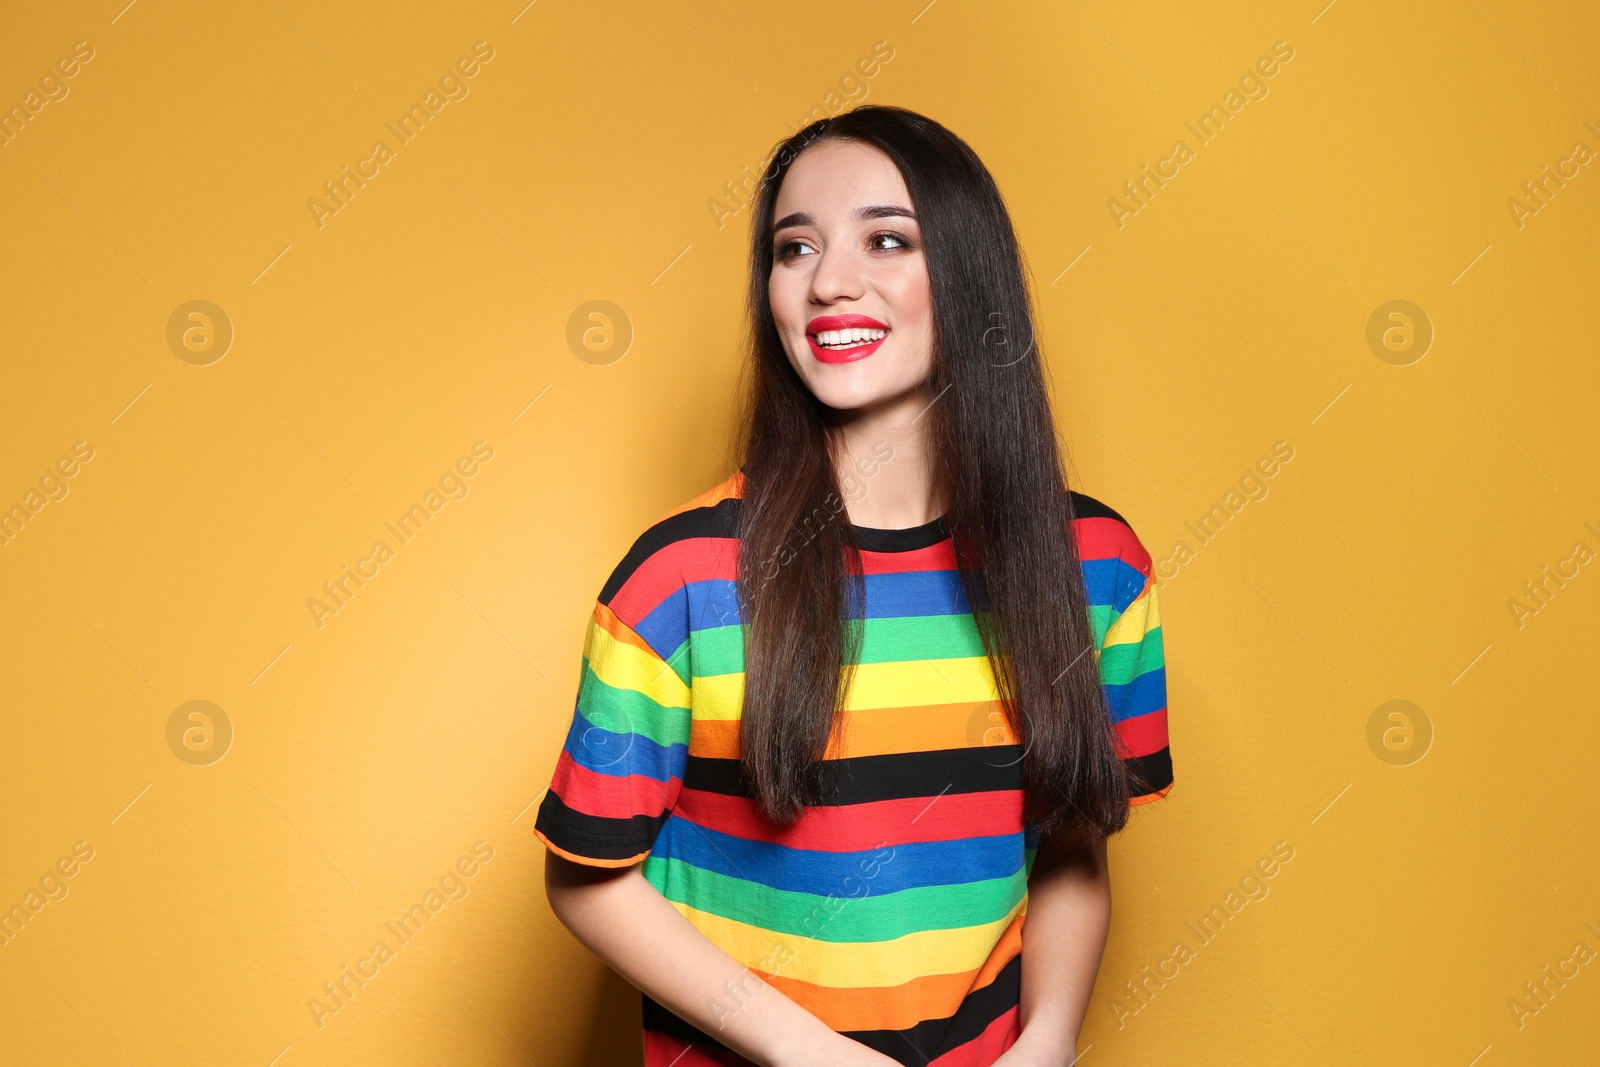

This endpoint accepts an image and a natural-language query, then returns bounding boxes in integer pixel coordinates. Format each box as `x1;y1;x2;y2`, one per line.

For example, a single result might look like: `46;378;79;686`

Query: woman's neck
831;384;946;528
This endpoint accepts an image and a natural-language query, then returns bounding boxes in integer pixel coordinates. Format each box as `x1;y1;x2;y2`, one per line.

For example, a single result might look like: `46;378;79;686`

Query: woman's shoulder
1066;487;1153;573
646;469;746;535
596;472;744;605
1066;486;1128;525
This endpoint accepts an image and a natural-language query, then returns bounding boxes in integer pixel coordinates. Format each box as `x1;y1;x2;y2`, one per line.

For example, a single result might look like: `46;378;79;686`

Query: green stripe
695;616;991;675
1098;624;1165;686
577;657;689;748
692;608;1141;681
640;855;1025;941
1087;602;1117;649
855;612;990;663
656;637;690;686
690;622;744;676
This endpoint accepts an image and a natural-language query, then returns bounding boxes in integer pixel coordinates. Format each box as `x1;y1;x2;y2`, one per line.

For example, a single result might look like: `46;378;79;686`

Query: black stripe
599;486;1126;605
682;747;1027;804
598;494;741;604
534;790;665;861
683;747;1168;806
851;513;951;553
1067;489;1127;526
641;993;729;1050
1124;747;1173;798
640;949;1021;1060
537;750;1168;860
845;948;1021;1060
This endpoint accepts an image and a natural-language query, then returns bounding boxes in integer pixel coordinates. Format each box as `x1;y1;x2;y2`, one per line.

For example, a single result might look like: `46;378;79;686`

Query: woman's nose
808;244;864;302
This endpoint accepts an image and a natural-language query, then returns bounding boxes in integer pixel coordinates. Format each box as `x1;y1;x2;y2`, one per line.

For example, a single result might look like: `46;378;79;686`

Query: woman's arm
1003;827;1112;1065
544;854;902;1067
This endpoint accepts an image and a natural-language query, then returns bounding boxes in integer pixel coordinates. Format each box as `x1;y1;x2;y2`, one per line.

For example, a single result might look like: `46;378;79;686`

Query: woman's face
767;139;935;414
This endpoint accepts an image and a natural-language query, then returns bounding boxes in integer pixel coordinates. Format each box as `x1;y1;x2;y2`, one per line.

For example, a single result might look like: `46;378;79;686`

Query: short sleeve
533;555;694;867
1025;499;1172;856
1098;522;1172;804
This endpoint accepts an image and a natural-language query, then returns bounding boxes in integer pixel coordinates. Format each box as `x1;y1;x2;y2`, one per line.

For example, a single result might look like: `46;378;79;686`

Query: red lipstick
806;314;890;365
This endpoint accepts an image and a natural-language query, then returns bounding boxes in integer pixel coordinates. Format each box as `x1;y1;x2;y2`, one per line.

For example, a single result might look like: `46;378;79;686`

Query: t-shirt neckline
850;512;952;553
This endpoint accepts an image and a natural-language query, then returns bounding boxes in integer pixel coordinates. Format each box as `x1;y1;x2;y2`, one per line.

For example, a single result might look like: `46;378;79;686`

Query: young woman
535;104;1171;1067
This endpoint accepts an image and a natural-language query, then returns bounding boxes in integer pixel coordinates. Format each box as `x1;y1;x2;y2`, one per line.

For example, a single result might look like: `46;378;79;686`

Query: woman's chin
815;383;926;420
810;382;879;412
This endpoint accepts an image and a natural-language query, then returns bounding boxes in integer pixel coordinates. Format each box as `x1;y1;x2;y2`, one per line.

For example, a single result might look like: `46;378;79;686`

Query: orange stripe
592;599;658;656
688;717;740;758
533;826;647;868
689;699;1018;760
1130;781;1174;805
762;911;1025;1032
831;700;1018;758
653;471;745;523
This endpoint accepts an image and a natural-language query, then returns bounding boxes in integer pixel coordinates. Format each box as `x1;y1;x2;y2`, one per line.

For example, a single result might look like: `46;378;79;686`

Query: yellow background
2;0;1597;1064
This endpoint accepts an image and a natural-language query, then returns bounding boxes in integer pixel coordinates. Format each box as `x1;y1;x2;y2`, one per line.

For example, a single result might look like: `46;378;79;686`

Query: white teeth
815;327;888;347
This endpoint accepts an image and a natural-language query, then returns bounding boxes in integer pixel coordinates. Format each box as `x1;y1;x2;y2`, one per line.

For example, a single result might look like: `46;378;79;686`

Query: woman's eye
774;232;912;260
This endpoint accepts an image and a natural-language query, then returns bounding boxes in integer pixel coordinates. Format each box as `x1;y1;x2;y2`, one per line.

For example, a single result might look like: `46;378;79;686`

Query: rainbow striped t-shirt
533;471;1171;1065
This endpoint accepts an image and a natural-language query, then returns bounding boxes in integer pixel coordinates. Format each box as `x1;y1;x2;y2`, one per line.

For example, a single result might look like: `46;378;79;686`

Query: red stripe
928;1003;1021;1065
673;787;1024;851
644;1032;755;1067
548;749;678;821
641;1007;1019;1067
1074;513;1151;575
1072;514;1129;560
611;514;1145;624
852;539;959;575
609;536;738;630
618;530;968;580
1113;707;1169;759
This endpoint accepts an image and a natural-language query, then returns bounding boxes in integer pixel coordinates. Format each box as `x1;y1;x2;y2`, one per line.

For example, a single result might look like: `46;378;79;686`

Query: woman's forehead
775;141;909;214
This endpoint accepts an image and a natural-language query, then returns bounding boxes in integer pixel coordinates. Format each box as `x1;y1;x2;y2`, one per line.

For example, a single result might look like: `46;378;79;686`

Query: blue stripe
562;703;687;783
649;817;1025;895
633;588;691;681
1081;556;1148;615
684;571;972;638
676;543;1145;634
856;568;970;618
687;576;741;636
1105;665;1166;722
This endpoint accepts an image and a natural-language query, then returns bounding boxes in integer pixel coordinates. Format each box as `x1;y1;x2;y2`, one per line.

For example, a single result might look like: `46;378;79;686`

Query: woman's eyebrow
773;204;918;231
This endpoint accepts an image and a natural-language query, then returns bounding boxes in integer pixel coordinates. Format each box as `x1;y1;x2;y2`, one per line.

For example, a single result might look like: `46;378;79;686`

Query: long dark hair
731;104;1130;843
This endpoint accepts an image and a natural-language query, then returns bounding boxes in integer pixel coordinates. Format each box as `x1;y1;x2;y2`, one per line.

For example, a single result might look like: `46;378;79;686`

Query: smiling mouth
806;329;890;364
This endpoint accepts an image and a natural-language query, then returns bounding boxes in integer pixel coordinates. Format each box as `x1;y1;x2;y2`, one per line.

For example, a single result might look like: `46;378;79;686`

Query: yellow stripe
693;654;1001;723
585;617;691;709
1103;582;1160;652
667;894;1026;988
